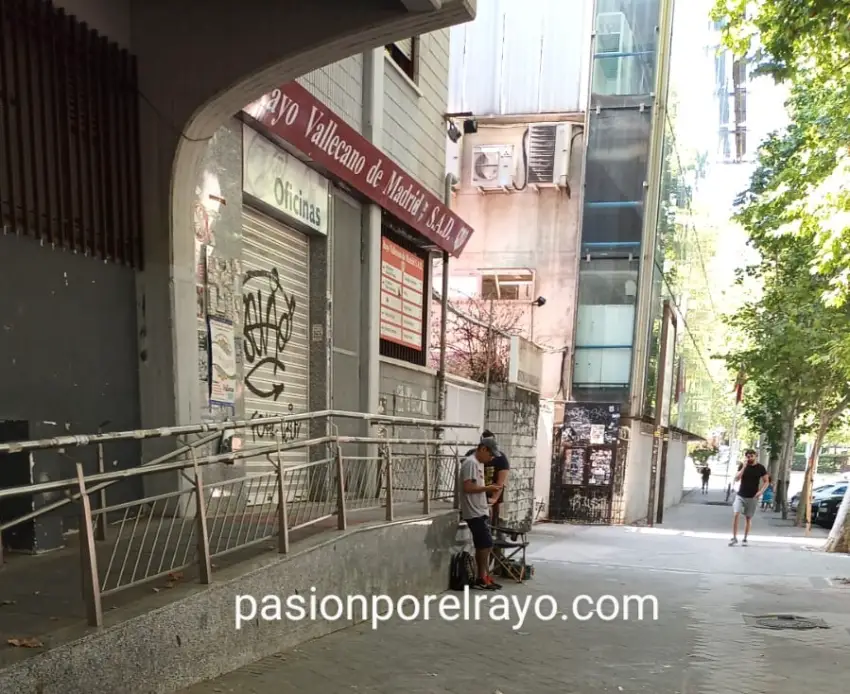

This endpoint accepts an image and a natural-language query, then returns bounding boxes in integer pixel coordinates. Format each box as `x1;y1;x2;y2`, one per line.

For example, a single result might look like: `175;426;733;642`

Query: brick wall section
383;30;450;197
486;384;540;531
298;55;364;133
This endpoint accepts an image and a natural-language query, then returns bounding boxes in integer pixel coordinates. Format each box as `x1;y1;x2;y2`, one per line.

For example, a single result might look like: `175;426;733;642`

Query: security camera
447;121;461;143
533;296;546;307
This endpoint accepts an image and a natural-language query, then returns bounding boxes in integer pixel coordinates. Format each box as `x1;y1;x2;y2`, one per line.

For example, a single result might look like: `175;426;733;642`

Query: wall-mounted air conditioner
527;123;573;187
594;11;636;96
470;144;515;190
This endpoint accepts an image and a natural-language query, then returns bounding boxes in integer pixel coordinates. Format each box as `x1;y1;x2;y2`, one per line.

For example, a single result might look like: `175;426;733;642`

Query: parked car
814;484;849;529
789;482;843;512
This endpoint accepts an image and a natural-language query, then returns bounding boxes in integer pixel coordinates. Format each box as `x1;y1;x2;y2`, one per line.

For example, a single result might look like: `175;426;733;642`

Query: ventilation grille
0;0;143;267
527;124;557;185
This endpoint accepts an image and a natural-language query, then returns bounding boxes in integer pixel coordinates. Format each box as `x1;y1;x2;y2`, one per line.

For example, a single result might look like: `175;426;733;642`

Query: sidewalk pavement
180;490;850;693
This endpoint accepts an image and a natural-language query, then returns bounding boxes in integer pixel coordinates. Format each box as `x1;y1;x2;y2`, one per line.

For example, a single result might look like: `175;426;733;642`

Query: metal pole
436;173;453;423
647;301;671;526
76;463;103;628
276;434;290;554
725;402;739;496
192;456;212;585
423;447;432;515
385;444;395;522
95;441;108;541
483;298;494;419
335;446;347;530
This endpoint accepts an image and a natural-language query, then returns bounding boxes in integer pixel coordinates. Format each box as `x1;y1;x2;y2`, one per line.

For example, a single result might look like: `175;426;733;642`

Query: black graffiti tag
243;268;296;400
249;407;303;443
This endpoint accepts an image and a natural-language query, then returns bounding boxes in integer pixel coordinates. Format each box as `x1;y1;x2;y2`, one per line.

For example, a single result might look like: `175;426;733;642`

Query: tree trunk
778;410;796;520
800;421;827;532
824;486;850;552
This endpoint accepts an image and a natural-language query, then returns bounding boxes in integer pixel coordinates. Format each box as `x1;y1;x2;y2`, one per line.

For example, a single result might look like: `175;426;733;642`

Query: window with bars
385;37;419;83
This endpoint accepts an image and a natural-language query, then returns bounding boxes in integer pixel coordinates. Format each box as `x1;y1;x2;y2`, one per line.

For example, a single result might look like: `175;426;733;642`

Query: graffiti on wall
248;405;303;444
243;267;297;400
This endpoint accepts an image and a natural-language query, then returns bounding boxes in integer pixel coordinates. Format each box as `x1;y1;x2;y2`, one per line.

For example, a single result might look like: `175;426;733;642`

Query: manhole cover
743;614;830;630
705;501;731;506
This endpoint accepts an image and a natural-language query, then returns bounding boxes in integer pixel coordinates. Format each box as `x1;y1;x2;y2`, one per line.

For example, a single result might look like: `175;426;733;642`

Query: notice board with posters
379;237;425;350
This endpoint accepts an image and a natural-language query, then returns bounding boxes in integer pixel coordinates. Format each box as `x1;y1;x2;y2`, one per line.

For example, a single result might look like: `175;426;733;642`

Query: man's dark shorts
465;515;493;549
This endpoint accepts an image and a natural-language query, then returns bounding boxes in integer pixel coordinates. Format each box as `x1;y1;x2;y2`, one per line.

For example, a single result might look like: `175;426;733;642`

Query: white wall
534;399;556;521
446;122;583;399
448;0;591;116
444;375;486;445
663;436;687;512
622;423;654;524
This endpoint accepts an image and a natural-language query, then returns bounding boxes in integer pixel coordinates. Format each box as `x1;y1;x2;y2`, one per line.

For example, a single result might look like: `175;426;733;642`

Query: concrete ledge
0;510;458;694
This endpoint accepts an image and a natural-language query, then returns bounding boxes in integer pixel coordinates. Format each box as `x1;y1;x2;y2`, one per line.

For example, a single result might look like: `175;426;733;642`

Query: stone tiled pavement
181;490;850;693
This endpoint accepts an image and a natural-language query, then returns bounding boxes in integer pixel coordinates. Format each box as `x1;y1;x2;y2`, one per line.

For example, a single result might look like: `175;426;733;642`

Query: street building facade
0;0;479;544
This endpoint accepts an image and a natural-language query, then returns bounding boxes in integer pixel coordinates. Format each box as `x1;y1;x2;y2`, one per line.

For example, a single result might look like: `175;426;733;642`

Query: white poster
209;317;237;406
589;425;605;445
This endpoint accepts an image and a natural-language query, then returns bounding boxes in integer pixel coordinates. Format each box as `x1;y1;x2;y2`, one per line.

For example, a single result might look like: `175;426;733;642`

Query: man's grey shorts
733;495;758;518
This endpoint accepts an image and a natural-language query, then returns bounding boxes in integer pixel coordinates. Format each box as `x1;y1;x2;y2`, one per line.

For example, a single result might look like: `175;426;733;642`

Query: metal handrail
0;409;475;455
0;410;476;532
1;427;468;628
0;435;469;503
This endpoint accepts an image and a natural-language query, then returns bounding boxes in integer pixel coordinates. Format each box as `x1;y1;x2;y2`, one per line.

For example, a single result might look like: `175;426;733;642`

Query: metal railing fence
0;410;476;627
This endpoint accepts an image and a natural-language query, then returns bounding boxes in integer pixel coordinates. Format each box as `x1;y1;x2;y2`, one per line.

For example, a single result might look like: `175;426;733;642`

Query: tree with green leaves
713;0;850;548
721;121;850;531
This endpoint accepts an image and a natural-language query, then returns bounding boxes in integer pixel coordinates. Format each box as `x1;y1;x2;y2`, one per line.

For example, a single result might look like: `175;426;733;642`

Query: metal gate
549;402;622;525
241;207;310;475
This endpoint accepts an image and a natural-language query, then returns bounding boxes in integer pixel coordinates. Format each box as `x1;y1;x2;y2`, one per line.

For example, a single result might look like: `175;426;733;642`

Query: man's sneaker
484;576;503;590
742;538;748;546
728;537;738;546
472;579;497;591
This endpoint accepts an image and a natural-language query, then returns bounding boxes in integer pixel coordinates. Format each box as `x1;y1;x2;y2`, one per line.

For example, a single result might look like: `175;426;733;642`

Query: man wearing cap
459;439;504;590
466;430;511;527
729;448;769;546
482;430;510;527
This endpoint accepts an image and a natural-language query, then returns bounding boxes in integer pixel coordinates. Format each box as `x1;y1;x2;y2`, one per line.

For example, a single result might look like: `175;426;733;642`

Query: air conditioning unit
594;11;636;96
470;144;515;190
527;123;573;187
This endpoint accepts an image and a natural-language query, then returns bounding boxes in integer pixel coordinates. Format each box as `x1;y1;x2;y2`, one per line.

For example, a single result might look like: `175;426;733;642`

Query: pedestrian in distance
729;449;770;546
760;482;774;511
700;464;711;494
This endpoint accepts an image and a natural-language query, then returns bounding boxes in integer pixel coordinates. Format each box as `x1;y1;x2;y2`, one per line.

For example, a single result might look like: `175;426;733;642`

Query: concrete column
360;48;384;423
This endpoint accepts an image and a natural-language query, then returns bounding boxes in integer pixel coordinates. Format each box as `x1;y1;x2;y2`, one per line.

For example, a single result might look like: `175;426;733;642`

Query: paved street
181;491;850;693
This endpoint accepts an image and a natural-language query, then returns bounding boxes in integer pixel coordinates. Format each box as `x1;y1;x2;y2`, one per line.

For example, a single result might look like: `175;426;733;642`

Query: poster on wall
205;251;237;321
379;237;425;350
209;317;237;406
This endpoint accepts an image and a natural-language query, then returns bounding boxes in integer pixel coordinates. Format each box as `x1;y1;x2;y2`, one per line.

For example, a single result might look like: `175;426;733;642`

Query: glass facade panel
571;0;664;401
591;0;660;99
582;109;652;252
573;258;639;395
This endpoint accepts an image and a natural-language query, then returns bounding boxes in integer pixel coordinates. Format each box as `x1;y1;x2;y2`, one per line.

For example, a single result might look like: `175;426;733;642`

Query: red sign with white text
380;237;425;350
243;82;473;257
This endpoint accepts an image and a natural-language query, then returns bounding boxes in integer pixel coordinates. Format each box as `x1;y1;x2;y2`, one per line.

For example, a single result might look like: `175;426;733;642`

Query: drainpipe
361;47;384;443
436;173;454;423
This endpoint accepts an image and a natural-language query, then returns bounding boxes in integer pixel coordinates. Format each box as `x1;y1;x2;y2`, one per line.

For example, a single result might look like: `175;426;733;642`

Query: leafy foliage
689;444;719;466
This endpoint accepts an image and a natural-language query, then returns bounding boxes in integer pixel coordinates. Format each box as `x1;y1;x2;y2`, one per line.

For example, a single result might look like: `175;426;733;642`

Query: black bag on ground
449;550;476;591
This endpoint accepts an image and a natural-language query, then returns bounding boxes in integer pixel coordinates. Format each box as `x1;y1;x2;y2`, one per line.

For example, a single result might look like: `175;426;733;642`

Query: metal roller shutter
241;207;310;474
